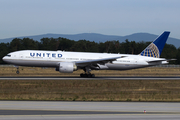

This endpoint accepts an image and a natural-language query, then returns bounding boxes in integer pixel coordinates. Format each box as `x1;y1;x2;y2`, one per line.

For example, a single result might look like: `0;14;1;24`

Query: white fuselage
2;50;168;70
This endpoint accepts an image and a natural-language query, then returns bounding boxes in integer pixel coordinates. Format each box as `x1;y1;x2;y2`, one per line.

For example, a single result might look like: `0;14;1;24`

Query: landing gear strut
80;67;95;78
16;67;19;74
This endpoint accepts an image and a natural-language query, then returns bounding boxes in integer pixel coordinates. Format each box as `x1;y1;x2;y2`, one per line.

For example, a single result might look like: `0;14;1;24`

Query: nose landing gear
16;67;19;74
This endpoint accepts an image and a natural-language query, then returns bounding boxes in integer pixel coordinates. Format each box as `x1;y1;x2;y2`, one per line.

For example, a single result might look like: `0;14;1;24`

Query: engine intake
56;62;77;73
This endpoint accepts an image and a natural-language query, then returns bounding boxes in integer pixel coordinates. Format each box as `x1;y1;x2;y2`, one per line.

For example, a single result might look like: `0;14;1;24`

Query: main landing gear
80;67;95;78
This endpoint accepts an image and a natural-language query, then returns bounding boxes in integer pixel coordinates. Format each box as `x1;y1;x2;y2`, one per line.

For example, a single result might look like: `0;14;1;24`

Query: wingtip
166;59;176;61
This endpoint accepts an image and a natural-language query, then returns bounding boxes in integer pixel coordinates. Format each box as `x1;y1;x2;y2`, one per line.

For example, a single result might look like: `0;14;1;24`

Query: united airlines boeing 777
2;31;175;77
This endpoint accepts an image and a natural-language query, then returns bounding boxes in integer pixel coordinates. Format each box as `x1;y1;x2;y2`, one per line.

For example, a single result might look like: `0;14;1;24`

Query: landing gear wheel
80;73;84;77
80;73;88;77
80;73;95;78
91;74;95;77
88;74;91;78
16;70;19;74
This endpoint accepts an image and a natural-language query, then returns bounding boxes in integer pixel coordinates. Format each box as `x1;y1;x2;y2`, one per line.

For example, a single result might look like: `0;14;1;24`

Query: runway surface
0;101;180;120
1;76;180;80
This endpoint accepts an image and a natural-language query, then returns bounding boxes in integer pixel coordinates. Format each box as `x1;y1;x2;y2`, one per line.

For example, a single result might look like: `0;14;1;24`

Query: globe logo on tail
140;43;160;58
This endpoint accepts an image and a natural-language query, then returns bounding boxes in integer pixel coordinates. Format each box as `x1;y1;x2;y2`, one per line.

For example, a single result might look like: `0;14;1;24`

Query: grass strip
0;80;180;101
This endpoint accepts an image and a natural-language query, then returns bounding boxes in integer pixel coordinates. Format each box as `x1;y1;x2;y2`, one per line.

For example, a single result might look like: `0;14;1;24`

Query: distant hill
0;32;180;48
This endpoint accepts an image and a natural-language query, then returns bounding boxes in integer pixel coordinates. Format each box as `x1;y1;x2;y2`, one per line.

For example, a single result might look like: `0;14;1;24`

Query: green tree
21;38;39;50
0;36;180;65
0;43;9;64
39;38;52;50
129;41;136;54
58;37;75;51
70;40;98;52
176;47;180;64
9;38;22;52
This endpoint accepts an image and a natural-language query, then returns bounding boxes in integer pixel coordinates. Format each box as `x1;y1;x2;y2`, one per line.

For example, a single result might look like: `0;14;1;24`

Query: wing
75;56;125;67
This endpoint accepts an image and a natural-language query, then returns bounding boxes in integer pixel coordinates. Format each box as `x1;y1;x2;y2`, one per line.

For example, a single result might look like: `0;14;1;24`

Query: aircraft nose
2;56;6;61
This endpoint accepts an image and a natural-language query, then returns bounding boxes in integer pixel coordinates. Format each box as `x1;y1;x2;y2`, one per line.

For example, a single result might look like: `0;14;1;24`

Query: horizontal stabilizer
166;59;177;61
147;59;176;63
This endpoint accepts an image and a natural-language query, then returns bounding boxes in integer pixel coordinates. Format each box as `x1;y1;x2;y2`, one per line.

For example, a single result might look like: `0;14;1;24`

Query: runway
1;110;174;115
0;101;180;120
0;76;180;80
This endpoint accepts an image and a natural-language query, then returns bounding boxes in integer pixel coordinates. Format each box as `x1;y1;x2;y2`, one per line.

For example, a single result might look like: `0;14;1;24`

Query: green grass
0;80;180;101
0;66;180;101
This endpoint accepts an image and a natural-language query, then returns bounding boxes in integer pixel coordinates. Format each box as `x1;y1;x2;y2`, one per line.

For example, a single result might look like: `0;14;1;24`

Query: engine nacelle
56;62;77;73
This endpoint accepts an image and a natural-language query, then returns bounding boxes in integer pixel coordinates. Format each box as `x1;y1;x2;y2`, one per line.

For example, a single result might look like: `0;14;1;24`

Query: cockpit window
6;55;11;57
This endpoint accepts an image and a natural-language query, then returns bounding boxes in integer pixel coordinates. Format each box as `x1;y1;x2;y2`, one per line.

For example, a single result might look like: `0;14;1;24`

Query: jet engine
56;62;77;73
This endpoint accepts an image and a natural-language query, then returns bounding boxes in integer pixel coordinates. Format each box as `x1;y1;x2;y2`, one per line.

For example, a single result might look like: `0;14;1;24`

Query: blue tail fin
139;31;170;58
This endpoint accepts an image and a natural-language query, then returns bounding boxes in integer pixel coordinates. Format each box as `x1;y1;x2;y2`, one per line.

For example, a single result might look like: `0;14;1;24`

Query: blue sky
0;0;180;39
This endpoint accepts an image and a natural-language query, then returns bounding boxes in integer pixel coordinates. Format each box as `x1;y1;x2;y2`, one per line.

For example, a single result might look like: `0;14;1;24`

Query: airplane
2;31;175;77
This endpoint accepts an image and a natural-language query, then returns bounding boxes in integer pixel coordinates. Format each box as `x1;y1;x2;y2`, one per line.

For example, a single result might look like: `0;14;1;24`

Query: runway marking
1;108;180;112
0;109;180;116
1;103;180;111
0;113;180;117
1;113;180;116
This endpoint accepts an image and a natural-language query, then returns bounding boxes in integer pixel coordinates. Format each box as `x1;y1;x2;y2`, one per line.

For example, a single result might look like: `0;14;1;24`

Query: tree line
0;37;180;64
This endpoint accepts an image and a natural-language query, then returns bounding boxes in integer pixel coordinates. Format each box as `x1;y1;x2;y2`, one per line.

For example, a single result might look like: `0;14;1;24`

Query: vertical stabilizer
139;31;170;58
